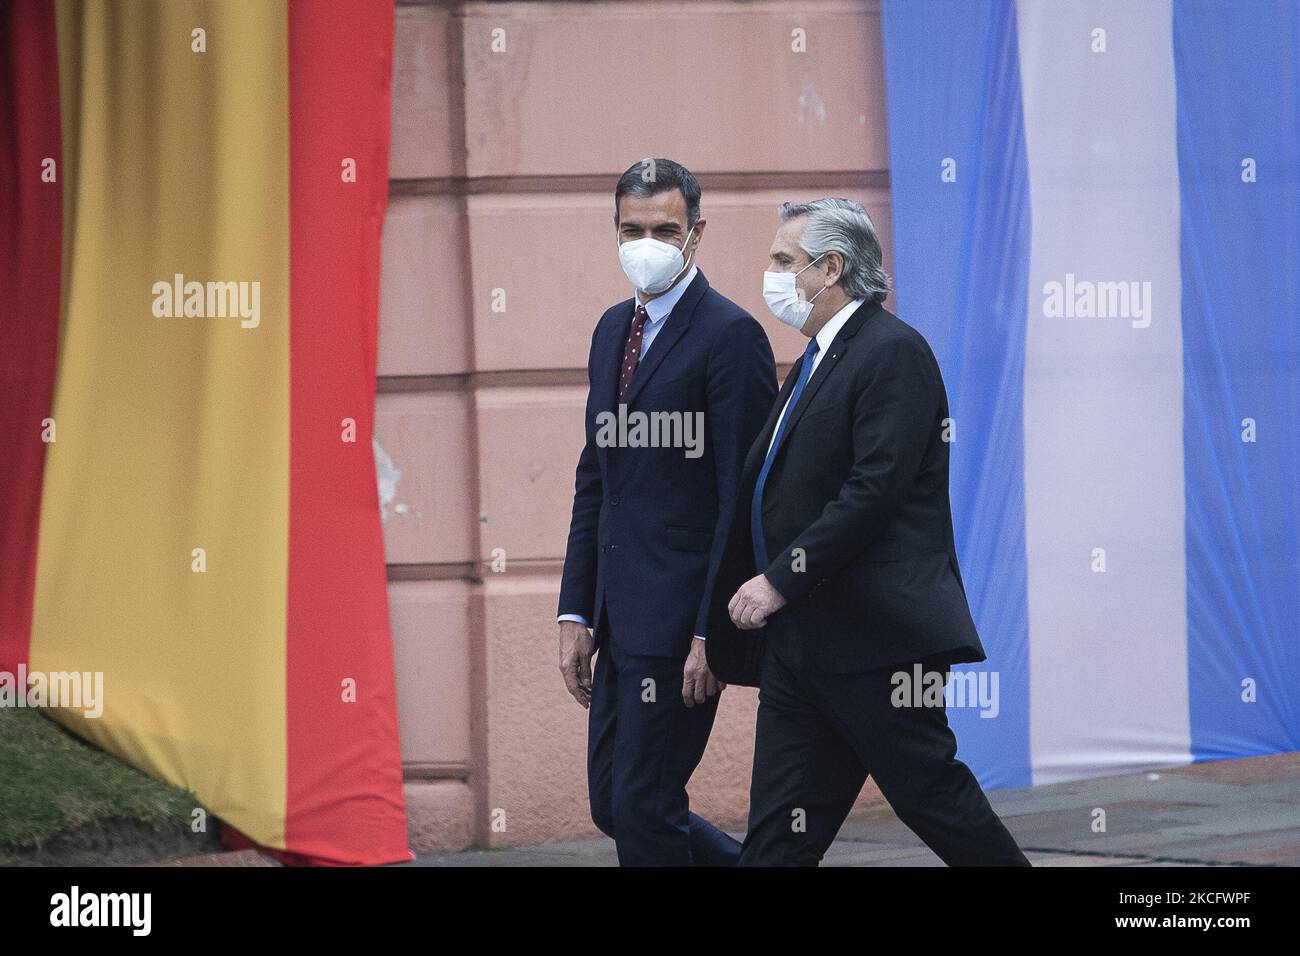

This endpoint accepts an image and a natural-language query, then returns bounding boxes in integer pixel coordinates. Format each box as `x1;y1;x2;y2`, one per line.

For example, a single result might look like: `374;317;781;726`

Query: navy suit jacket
558;270;777;658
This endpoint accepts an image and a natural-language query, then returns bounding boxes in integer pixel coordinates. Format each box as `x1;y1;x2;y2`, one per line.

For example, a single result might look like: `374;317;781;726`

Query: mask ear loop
666;223;698;288
793;252;826;279
793;252;828;304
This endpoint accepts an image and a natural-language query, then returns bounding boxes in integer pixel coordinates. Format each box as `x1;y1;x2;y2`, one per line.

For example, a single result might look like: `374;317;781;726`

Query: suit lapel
595;304;632;412
769;300;880;463
592;303;632;471
743;355;803;479
620;270;709;409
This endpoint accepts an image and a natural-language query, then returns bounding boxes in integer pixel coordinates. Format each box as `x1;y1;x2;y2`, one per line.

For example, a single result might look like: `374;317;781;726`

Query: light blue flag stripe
881;0;1032;788
1174;0;1300;760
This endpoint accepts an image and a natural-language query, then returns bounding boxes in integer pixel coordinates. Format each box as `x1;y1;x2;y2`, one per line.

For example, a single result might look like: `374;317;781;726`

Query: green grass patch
0;707;219;864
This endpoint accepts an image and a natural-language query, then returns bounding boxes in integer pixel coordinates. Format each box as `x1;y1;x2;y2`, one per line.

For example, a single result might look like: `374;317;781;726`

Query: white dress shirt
635;264;697;361
766;297;865;455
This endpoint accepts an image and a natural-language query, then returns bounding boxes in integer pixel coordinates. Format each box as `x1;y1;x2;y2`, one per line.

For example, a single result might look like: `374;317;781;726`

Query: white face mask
618;224;696;295
763;253;828;331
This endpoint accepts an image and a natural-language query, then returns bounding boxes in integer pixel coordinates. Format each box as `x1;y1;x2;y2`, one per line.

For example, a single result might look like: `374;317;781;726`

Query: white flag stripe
1015;0;1191;784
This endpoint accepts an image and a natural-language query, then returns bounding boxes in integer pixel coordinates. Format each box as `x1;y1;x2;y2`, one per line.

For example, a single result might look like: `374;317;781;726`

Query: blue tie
751;336;821;572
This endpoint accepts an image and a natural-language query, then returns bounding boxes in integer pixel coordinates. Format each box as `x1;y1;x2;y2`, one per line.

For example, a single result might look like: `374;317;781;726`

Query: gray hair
778;198;891;304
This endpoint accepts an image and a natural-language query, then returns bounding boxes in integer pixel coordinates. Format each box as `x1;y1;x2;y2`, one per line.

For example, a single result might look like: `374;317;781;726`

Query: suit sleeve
557;326;605;622
696;314;777;637
764;335;935;605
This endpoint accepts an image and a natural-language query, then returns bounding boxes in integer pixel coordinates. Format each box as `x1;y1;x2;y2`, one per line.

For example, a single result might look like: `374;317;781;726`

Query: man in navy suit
557;158;777;866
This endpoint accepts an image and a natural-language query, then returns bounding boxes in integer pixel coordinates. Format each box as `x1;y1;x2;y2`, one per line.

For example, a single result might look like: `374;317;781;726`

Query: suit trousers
587;610;742;866
739;640;1031;866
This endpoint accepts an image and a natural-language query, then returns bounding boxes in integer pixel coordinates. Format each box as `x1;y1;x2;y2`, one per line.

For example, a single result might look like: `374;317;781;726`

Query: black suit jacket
558;270;777;658
705;299;985;685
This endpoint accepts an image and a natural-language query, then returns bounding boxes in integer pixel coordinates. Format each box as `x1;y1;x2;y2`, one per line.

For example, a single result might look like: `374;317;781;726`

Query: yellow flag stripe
33;0;290;847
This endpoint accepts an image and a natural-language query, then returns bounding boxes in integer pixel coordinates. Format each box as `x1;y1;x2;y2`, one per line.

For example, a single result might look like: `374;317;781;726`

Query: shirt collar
813;297;865;356
637;264;698;324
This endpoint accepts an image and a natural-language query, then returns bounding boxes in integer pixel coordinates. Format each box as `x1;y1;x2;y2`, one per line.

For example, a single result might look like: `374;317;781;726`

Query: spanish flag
0;0;410;865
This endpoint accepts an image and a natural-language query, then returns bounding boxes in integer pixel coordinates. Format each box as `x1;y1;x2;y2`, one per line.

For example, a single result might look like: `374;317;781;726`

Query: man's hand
728;574;787;630
682;637;724;707
558;620;595;708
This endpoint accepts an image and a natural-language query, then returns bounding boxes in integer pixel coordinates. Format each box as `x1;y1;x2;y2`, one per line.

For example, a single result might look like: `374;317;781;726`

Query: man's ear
826;250;844;285
688;218;706;249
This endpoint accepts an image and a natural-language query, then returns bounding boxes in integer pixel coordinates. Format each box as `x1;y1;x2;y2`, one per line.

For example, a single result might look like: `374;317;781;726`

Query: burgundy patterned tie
618;304;650;402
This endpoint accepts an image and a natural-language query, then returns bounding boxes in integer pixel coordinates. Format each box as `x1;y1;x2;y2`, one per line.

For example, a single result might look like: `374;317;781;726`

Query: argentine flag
881;0;1299;788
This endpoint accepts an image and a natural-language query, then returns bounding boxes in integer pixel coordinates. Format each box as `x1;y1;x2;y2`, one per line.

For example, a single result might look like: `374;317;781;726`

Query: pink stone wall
381;0;893;851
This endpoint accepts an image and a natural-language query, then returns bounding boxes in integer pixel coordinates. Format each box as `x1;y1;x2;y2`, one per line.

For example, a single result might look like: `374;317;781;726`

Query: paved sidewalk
410;751;1300;867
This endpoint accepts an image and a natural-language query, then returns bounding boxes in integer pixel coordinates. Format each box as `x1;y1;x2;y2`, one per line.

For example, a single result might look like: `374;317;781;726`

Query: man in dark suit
707;197;1030;867
556;159;777;866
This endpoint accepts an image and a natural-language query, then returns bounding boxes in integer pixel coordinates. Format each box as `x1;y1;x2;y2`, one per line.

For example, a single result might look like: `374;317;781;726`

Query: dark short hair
614;158;701;229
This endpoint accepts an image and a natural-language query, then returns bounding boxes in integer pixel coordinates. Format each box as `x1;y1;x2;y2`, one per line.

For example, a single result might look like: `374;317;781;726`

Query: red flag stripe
0;0;61;674
285;0;410;864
